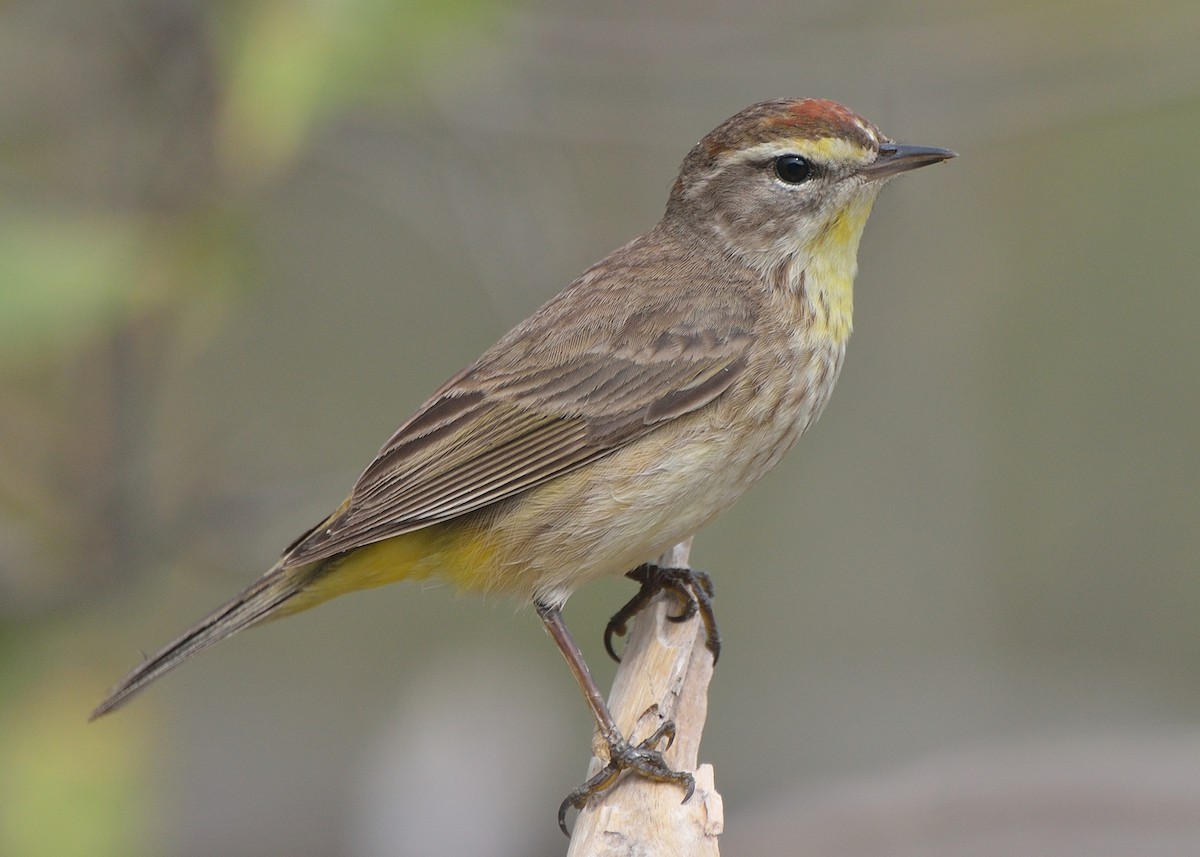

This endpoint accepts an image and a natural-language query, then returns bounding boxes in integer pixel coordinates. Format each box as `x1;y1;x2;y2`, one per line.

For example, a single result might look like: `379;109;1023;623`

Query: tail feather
90;562;320;720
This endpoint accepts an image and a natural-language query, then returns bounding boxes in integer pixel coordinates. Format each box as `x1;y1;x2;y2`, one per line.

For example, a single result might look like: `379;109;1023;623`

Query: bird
91;97;954;824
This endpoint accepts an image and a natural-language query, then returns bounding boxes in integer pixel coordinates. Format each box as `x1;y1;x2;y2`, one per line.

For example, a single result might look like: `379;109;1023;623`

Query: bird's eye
773;154;813;184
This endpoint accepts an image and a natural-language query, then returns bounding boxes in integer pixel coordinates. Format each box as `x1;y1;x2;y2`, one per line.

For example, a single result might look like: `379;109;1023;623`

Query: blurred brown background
2;1;1198;855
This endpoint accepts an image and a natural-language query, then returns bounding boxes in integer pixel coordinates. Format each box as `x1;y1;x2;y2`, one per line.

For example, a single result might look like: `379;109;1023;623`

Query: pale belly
468;339;847;605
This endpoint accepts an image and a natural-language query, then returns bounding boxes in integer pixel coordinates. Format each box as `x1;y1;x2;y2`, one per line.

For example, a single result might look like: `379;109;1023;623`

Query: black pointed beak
862;143;956;180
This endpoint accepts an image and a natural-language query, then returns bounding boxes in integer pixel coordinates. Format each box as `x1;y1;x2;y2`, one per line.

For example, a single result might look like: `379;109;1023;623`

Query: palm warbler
92;98;953;815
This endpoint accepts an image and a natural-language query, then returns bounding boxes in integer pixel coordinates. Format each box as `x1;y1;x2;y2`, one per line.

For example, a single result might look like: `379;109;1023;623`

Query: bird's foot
557;709;695;836
604;563;720;663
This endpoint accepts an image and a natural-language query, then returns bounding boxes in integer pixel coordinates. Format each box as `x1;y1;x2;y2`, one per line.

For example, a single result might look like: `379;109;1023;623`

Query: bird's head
667;98;954;275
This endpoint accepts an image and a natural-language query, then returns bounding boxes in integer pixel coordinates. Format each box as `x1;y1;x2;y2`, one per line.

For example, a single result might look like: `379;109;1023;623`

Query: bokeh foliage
0;2;504;855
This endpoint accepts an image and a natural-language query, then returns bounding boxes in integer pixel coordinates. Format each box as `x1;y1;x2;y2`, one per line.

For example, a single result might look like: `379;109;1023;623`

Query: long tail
90;560;323;720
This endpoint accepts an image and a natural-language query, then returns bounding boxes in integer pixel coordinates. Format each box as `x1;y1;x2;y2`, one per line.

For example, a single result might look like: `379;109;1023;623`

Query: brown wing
281;232;757;568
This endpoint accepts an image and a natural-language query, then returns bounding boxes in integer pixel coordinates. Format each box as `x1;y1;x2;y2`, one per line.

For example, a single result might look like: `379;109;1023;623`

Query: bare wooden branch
566;538;724;856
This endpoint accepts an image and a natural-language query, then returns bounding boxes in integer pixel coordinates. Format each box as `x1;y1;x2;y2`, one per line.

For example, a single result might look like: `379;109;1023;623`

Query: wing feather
280;234;760;569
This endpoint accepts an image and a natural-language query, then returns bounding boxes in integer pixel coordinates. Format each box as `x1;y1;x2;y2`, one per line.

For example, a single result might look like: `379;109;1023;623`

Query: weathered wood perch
566;538;724;856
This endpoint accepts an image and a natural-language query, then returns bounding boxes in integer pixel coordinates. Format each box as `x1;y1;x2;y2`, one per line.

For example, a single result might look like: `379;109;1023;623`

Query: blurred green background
2;1;1199;855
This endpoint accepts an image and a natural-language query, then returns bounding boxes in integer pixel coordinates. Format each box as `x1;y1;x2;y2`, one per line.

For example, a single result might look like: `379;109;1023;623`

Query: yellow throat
804;192;878;344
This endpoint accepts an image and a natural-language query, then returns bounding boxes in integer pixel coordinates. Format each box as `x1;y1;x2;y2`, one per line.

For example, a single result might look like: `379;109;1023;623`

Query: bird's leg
536;602;695;836
603;563;721;664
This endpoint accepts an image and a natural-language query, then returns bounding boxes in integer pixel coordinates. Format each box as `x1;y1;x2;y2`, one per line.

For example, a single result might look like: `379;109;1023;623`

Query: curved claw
642;717;677;753
680;776;696;804
558;799;572;837
603;618;629;662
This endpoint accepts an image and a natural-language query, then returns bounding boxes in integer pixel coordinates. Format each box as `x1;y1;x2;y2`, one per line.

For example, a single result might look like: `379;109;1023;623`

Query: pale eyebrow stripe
719;137;874;168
